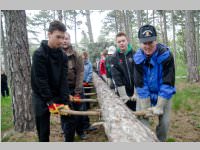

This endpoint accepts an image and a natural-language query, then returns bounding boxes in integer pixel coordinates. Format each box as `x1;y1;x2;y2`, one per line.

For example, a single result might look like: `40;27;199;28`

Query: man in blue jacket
133;24;176;141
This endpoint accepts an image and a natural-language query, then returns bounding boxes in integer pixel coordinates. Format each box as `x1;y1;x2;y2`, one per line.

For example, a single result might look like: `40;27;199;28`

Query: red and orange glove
83;82;89;87
73;94;81;104
48;103;64;114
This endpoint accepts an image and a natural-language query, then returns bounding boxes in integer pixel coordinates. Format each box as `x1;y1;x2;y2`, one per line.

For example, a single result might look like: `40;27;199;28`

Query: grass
1;96;13;132
172;78;200;111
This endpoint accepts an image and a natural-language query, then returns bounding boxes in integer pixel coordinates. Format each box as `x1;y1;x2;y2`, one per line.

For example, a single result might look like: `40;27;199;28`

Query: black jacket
111;47;135;96
1;74;8;88
31;40;69;106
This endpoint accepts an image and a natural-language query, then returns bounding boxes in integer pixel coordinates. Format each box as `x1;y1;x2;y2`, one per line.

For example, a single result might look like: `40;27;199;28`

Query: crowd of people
30;20;176;142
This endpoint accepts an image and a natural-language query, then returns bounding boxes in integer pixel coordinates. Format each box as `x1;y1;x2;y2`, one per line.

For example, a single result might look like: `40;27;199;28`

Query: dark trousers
1;85;9;97
60;87;90;141
35;111;50;142
33;92;74;142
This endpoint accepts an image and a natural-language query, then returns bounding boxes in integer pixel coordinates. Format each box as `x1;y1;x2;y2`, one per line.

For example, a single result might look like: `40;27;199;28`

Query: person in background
1;70;9;97
111;32;136;111
133;24;176;141
82;51;97;132
99;49;108;82
105;46;116;89
62;32;87;140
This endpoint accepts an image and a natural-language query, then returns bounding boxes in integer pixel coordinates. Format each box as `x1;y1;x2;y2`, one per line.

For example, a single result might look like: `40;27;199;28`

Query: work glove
118;86;130;103
148;96;168;115
47;101;64;114
130;94;137;101
70;94;81;104
83;82;89;87
59;104;70;116
138;98;151;110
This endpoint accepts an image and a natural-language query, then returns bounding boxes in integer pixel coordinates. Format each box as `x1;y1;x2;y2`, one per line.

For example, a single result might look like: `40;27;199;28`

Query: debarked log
93;72;159;142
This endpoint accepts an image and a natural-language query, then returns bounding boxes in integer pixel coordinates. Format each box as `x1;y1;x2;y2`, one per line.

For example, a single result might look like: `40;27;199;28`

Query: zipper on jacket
124;54;132;86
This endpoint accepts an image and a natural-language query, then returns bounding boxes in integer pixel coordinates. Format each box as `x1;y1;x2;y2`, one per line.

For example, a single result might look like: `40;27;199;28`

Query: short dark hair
116;32;127;39
48;20;66;33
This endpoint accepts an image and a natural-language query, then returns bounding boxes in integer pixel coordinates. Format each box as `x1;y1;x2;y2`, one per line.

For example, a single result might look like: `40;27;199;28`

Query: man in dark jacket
111;32;136;111
62;32;89;140
133;24;176;141
31;20;71;142
1;70;9;97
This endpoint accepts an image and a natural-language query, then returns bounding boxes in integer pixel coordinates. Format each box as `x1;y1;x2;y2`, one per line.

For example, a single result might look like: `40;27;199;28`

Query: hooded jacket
133;43;176;105
31;40;69;106
111;44;135;95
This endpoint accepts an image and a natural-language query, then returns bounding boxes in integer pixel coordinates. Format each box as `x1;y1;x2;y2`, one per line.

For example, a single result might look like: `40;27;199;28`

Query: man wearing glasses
133;24;176;141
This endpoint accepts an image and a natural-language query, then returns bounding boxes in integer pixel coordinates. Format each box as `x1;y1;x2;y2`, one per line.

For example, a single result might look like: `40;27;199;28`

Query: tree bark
57;10;63;22
3;10;35;132
1;14;9;75
163;11;168;45
171;10;177;68
114;10;119;34
185;10;199;82
85;10;94;43
153;10;155;26
136;10;142;29
93;73;159;142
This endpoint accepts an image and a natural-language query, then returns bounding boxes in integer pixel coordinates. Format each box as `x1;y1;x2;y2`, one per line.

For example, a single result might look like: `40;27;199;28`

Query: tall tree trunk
3;10;35;132
185;10;199;82
63;11;67;26
85;10;94;43
159;12;165;44
196;11;200;65
114;10;119;34
74;10;77;47
136;10;142;29
44;22;47;40
171;10;177;68
1;14;9;75
57;10;63;22
53;10;56;20
163;11;168;45
118;10;125;32
146;10;149;24
153;10;155;26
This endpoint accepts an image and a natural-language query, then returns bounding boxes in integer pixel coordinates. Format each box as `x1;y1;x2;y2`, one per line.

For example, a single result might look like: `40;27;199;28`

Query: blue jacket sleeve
86;63;93;82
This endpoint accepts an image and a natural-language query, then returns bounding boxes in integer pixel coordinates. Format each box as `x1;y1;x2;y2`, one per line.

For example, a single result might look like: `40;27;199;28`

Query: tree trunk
171;10;177;68
136;10;142;29
3;10;35;132
153;10;155;26
53;10;56;20
185;10;199;82
114;10;119;34
159;13;165;45
1;14;9;75
118;10;125;32
93;73;158;142
44;22;47;40
57;10;63;22
196;11;200;65
73;10;77;47
146;10;149;24
63;11;67;27
85;10;94;43
163;11;168;45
